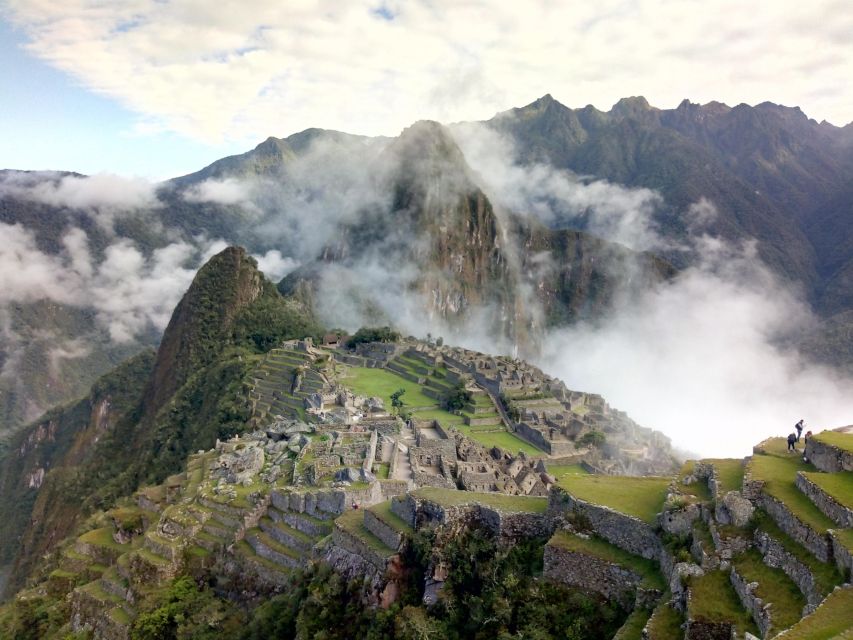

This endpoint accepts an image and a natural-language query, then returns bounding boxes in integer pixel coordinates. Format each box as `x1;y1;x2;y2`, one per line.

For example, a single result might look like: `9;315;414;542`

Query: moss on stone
412;487;548;513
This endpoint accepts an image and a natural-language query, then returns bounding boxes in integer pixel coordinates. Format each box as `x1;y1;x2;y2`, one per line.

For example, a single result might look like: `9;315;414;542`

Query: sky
1;0;852;179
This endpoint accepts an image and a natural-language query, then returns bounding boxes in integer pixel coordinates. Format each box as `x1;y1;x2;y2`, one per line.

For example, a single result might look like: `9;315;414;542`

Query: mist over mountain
1;94;852;459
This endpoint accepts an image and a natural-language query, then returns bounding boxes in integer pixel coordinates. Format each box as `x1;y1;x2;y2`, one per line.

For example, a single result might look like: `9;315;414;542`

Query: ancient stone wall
794;472;853;527
761;494;832;562
829;529;853;575
548;487;662;560
754;530;823;606
729;566;772;638
332;522;390;571
543;543;643;608
364;510;403;550
804;438;853;473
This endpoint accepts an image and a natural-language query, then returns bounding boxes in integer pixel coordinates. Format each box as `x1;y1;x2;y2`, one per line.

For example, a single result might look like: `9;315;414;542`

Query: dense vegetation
346;326;402;348
243;526;626;640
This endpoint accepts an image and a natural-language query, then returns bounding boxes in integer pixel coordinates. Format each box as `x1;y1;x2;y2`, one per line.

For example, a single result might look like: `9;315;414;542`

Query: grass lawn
733;549;805;633
374;463;390;480
802;471;853;510
368;501;413;534
453;423;543;455
547;463;590;482
341;366;438;409
833;528;853;555
412;487;548;513
677;461;712;503
752;511;842;596
704;458;744;493
749;439;835;533
548;530;665;590
813;430;853;454
645;599;684;640
336;510;395;554
558;475;671;523
775;585;853;639
687;570;759;637
613;607;652;640
410;408;465;425
79;527;127;550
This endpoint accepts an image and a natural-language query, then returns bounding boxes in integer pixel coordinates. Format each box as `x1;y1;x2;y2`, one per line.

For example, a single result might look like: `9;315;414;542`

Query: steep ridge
0;246;322;599
280;120;675;349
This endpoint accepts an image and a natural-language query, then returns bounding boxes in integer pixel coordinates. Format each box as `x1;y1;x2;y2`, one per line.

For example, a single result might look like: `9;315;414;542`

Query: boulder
717;491;754;527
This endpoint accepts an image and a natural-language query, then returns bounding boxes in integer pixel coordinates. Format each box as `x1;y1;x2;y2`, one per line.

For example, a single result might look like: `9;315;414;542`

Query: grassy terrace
368;501;413;534
644;599;684;640
548;530;665;590
752;511;842;595
704;458;744;493
336;510;395;554
546;463;590;482
453;424;543;455
558;475;671;523
412;487;548;513
612;607;651;640
802;470;853;510
733;549;805;633
813;429;853;453
78;527;128;551
775;585;853;640
687;570;758;637
677;461;712;503
749;438;836;533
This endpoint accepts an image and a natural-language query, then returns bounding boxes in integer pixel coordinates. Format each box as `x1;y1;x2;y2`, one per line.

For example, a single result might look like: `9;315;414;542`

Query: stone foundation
543;543;646;608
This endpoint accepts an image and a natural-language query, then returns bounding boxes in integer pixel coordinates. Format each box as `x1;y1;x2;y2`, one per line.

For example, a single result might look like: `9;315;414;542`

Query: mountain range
1;94;852;441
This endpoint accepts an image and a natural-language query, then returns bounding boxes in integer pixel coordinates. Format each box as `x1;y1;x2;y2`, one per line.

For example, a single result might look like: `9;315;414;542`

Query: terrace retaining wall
794;472;853;528
804;437;853;473
754;530;824;606
548;487;662;560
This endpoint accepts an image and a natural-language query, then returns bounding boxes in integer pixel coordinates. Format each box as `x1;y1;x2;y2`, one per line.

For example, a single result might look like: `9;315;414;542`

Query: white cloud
0;171;160;230
253;249;298;281
5;0;851;148
183;177;253;206
0;222;217;343
539;230;853;458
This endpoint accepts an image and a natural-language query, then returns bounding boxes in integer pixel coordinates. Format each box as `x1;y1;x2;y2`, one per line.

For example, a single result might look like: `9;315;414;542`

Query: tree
445;384;471;412
390;388;406;409
577;430;606;449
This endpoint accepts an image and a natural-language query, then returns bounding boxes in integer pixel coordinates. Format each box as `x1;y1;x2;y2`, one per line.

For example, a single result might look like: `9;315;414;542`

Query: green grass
558;475;671;523
548;531;665;590
733;549;805;633
410;408;465;425
336;510;395;555
677;461;712;502
802;471;853;510
645;599;684;640
78;527;127;551
341;366;438;408
374;463;390;480
687;570;759;637
813;430;853;454
412;487;548;513
453;425;543;455
833;528;853;554
749;439;836;533
368;501;413;534
754;510;842;594
613;607;652;640
704;458;744;493
692;520;714;552
547;463;590;482
775;585;853;639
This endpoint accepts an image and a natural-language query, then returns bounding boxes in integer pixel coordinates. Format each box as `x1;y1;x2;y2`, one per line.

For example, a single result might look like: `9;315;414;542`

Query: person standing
795;419;804;442
787;432;797;452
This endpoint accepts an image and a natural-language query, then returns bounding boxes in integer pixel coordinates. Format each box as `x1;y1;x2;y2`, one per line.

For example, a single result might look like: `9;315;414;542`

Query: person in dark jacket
787;432;797;452
795;419;805;441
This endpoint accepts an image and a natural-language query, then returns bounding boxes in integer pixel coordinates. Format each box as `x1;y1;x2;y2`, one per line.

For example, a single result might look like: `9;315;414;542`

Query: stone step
195;529;230;552
201;517;233;540
143;532;183;562
234;539;292;583
259;516;314;552
245;529;303;569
